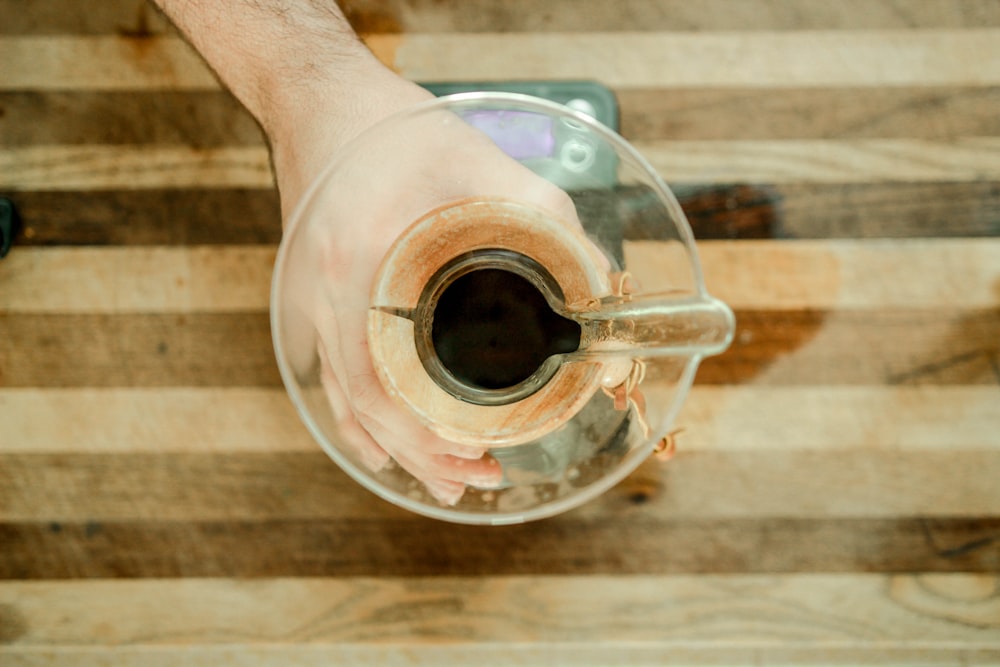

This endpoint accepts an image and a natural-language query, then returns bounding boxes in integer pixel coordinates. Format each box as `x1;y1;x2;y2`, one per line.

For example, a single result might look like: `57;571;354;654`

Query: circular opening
431;267;581;391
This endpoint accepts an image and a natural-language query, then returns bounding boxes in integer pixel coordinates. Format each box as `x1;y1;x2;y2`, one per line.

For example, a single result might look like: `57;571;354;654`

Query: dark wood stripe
768;181;1000;240
2;516;996;579
7;181;999;248
4;87;998;146
0;92;262;147
0;313;281;387
9;190;282;245
5;0;1000;34
2;310;997;387
0;0;173;36
619;87;1000;141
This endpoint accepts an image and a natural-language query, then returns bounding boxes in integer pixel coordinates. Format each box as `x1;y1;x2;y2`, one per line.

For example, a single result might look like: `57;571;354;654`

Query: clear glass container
271;92;734;524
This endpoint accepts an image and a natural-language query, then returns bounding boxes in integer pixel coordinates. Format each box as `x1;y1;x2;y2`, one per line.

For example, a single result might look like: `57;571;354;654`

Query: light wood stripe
634;138;1000;184
5;139;999;191
656;239;1000;309
0;246;276;313
1;647;997;667
6;0;1000;34
6;31;1000;91
0;37;217;90
2;386;997;454
3;240;996;312
0;146;273;190
384;31;1000;88
1;575;996;653
0;388;311;453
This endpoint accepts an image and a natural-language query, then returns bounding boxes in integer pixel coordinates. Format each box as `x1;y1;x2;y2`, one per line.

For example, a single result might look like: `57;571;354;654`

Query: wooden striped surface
1;1;998;664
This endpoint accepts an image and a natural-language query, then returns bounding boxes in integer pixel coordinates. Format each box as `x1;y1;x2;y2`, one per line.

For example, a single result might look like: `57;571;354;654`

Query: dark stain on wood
0;516;996;579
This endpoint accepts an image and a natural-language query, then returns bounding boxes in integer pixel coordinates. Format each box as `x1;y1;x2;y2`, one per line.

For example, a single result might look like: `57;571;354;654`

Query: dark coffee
431;268;581;390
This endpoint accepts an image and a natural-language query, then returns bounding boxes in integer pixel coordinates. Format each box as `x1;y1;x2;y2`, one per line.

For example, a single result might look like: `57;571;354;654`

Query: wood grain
618;87;1000;141
0;91;264;147
7;182;998;245
1;575;996;651
384;31;1000;87
2;309;996;387
7;31;1000;91
6;87;1000;145
3;449;998;522
1;246;276;313
5;139;999;191
0;146;273;190
634;138;1000;184
2;2;998;663
6;0;1000;34
4;386;996;454
1;517;997;579
7;189;283;245
3;240;997;312
0;313;281;387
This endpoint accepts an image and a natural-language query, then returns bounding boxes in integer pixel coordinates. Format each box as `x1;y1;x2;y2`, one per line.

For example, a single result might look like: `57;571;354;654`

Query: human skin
152;1;611;504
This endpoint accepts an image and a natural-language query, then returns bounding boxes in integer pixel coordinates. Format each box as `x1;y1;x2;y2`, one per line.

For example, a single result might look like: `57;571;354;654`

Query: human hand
272;67;591;505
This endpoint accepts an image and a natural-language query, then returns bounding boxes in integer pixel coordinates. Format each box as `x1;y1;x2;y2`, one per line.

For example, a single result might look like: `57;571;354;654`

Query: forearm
152;0;431;212
152;1;366;134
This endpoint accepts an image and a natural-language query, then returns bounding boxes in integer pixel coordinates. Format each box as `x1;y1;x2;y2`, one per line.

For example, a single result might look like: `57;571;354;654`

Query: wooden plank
664;181;1000;240
5;88;999;147
0;37;217;91
618;86;1000;141
4;240;997;313
3;386;997;454
679;240;1000;309
2;449;998;522
8;190;282;245
5;139;999;191
0;313;281;387
770;181;1000;239
0;388;313;453
343;0;1000;32
698;308;1000;386
0;575;997;653
0;91;262;147
1;517;997;578
6;31;1000;91
0;146;273;191
633;138;1000;184
7;182;998;246
2;309;997;387
2;647;998;667
0;246;276;313
0;0;172;36
7;0;1000;34
385;31;1000;88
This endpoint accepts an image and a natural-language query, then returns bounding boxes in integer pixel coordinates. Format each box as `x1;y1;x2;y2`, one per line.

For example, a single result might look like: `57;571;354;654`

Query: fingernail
451;446;488;460
360;446;391;472
425;480;466;506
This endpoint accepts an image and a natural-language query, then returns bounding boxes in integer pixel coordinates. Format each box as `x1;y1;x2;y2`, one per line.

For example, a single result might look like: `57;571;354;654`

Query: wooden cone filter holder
368;198;614;448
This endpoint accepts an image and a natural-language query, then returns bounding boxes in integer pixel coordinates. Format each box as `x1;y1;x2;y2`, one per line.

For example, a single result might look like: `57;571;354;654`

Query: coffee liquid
431;268;581;390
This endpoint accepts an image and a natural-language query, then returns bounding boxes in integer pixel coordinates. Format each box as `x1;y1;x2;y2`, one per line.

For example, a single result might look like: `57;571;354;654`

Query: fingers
321;307;504;504
318;343;391;472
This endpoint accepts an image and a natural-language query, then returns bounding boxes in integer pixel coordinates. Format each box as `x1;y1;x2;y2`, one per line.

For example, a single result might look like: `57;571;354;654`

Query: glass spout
569;294;735;360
